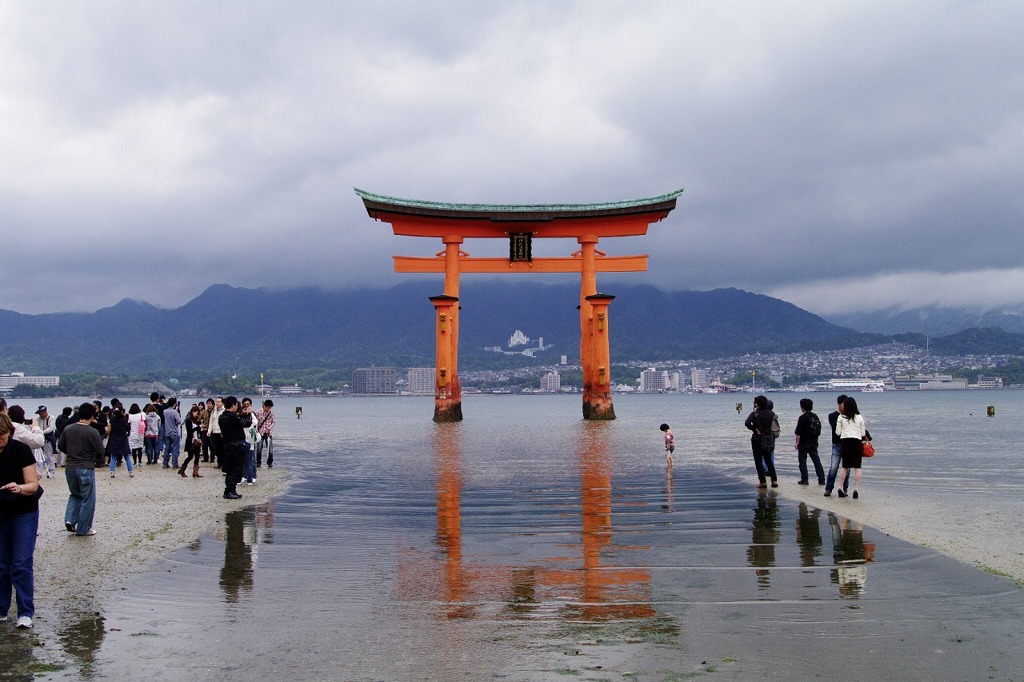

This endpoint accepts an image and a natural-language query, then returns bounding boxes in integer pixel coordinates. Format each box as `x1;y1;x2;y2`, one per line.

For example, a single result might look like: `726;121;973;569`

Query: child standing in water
660;423;675;468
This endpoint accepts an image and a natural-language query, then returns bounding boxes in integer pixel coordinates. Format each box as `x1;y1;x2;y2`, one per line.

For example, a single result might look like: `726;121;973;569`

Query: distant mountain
0;282;967;375
825;304;1024;336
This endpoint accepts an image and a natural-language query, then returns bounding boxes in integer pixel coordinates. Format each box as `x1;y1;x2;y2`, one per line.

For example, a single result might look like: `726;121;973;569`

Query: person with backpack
794;398;825;485
744;395;778;488
766;399;781;466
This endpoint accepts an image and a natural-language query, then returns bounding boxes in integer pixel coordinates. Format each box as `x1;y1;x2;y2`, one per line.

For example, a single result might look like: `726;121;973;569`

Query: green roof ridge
354;187;683;212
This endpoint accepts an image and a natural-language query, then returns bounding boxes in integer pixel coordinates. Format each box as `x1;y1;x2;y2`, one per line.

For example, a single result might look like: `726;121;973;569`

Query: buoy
987;405;995;417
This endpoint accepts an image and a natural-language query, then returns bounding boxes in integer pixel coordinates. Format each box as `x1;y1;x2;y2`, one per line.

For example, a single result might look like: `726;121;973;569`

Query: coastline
771;476;1024;585
32;461;293;623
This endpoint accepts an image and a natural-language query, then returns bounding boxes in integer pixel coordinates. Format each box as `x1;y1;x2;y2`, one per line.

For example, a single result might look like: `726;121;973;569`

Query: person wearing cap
34;407;57;480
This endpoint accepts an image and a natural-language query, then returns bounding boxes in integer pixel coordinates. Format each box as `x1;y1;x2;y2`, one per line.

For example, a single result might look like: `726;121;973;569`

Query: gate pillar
429;294;463;422
583;293;616;420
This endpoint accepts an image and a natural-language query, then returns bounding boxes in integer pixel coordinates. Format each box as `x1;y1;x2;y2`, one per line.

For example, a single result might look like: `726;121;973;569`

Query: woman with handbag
835;397;867;499
0;413;42;629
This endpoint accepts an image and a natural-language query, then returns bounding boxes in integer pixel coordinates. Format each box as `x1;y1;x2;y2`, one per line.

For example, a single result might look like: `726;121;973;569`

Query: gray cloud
1;1;1022;315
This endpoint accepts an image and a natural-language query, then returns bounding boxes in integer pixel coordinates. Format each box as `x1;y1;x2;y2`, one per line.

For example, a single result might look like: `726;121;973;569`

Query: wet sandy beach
27;458;1023;680
0;460;290;678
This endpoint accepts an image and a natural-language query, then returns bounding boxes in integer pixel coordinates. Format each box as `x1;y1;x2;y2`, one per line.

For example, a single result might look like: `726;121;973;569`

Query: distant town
2;339;1018;399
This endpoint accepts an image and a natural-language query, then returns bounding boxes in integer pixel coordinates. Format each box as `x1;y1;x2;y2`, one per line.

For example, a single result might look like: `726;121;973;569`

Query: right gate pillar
579;233;616;420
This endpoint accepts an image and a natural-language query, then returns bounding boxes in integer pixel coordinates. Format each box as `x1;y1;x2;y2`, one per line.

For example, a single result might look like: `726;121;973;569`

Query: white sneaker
15;616;32;629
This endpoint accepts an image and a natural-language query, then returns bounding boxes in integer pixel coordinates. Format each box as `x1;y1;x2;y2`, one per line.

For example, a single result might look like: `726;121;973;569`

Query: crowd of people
0;393;276;629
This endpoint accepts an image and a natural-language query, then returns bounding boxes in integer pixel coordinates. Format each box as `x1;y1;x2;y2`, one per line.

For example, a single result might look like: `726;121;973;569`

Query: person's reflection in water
746;491;780;590
0;610;63;679
220;509;255;604
829;512;875;598
661;468;675;512
795;502;823;567
56;605;106;678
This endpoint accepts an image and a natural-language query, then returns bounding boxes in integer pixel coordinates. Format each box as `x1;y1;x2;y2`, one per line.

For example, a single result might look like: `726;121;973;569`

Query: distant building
891;374;967;390
485;329;549;357
277;384;303;395
640;367;669;393
353;367;397;394
975;375;1004;389
828;378;878;391
0;373;60;395
691;368;708;389
406;368;434;395
540;371;561;393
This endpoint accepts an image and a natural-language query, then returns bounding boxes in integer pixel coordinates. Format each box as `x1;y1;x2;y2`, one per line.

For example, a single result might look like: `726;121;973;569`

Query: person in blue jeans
161;398;183;469
0;413;43;629
57;402;105;537
824;395;851;496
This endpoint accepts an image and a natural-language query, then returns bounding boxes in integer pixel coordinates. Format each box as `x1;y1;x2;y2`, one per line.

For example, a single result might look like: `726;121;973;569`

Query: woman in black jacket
745;394;778;488
0;413;42;629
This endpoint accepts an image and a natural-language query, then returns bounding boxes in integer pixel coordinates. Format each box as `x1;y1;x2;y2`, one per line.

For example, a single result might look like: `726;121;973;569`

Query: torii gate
356;188;682;422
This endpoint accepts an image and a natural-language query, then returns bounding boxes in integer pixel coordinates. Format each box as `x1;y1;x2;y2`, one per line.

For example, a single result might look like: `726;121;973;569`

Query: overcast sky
2;1;1022;316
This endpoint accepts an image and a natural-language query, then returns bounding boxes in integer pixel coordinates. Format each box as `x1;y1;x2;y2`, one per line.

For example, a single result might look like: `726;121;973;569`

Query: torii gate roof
355;188;682;238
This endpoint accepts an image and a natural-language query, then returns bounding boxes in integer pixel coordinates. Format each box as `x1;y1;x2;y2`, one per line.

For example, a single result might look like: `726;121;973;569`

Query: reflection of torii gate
356;188;682;421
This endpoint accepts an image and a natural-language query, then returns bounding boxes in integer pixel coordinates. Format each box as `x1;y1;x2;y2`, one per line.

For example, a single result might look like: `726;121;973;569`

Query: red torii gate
356;188;682;421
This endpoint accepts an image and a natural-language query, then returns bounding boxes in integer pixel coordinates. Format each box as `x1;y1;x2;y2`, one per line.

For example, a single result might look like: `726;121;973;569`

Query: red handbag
862;440;875;457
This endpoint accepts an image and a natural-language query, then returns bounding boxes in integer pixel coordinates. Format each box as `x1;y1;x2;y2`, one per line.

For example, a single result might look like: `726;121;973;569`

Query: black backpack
808;413;822;439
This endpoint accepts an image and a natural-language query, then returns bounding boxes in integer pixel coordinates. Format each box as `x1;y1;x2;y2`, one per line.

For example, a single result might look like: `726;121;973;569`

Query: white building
691;368;708;389
0;373;60;395
975;375;1004;389
640;367;669;393
540;371;561;393
892;374;967;390
406;368;435;395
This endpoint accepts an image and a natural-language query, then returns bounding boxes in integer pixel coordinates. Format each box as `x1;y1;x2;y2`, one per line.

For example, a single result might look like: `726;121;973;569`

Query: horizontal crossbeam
393;255;648;274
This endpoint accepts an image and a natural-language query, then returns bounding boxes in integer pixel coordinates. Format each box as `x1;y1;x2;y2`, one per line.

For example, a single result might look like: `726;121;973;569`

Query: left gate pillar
430;294;463;422
583;293;616;420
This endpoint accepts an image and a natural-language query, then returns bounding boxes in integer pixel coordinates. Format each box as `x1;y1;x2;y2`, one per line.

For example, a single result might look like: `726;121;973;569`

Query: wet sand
78;456;1024;681
31;462;291;624
770;476;1024;585
9;390;1024;681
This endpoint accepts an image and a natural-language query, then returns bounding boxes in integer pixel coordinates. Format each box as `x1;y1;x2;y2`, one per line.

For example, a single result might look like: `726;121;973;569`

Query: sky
2;1;1022;316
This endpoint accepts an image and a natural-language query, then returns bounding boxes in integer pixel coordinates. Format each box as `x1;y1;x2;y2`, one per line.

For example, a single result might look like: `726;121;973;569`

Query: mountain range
824;304;1024;336
1;282;1022;375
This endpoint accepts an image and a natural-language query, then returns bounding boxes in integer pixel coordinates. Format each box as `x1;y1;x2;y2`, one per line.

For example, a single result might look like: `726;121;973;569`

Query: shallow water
27;392;1024;679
